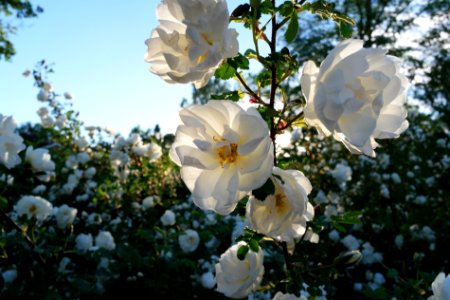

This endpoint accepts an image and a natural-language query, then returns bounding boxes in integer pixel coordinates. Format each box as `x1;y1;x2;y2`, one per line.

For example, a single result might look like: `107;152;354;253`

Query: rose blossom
0;114;26;169
215;241;264;299
170;100;273;215
25;146;56;173
15;195;53;222
430;272;450;300
246;167;314;246
178;229;200;253
54;204;78;229
144;0;238;88
301;39;409;157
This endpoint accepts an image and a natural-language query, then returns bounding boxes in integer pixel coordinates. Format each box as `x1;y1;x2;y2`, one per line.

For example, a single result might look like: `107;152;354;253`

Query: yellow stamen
217;143;238;167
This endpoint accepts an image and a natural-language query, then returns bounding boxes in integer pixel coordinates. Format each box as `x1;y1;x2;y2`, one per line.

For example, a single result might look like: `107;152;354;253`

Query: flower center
28;204;37;214
274;192;288;214
217;143;238;167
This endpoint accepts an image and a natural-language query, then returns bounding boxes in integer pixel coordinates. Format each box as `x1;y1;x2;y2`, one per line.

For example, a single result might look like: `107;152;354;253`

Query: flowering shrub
1;1;449;299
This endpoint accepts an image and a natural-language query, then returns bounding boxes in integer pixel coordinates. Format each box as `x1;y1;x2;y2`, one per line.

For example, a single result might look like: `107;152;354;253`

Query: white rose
0;114;26;169
246;167;314;244
144;0;238;88
160;209;176;226
142;196;156;209
330;163;352;185
15;195;53;222
215;241;264;299
301;39;409;157
75;233;93;251
54;204;78;229
95;231;116;251
430;272;450;300
132;142;162;161
272;291;303;300
178;229;200;253
170;100;273;215
25;146;55;173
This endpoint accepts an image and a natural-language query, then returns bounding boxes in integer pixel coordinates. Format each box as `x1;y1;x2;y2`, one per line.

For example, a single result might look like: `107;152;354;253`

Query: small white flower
37;89;49;102
75;233;93;251
145;0;238;88
215;241;264;299
200;271;216;289
170;100;273;215
178;229;200;253
330;163;352;185
54;204;78;229
301;39;409;157
2;269;17;285
95;231;116;251
142;196;156;209
272;291;303;300
160;209;176;226
25;146;55;173
341;234;360;250
0;114;26;169
132;142;162;161
15;195;53;222
64;92;73;100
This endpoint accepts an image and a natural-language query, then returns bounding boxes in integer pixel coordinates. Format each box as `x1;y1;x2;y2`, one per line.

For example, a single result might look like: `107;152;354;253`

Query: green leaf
211;90;242;101
285;12;299;43
237;245;250;260
252;177;275;200
279;1;294;17
228;53;250;70
330;211;362;225
339;21;353;38
248;239;260;252
0;196;7;209
214;62;236;80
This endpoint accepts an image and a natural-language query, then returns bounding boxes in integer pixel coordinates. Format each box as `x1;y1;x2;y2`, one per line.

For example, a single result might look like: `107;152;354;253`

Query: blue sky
0;0;246;135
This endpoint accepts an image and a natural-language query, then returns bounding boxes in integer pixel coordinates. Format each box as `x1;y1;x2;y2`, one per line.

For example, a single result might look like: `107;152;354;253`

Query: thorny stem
235;72;263;103
269;0;278;166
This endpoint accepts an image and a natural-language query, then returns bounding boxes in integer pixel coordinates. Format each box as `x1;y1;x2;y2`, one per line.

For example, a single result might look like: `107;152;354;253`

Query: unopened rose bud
334;250;362;266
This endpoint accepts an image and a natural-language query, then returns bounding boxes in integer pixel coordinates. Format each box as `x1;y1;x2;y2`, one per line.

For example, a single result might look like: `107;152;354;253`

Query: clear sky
0;0;246;135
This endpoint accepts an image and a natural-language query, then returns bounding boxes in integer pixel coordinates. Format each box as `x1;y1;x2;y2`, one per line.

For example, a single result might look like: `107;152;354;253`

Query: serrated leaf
214;63;236;80
248;239;260;252
252;177;275;200
285;12;299;43
237;245;250;260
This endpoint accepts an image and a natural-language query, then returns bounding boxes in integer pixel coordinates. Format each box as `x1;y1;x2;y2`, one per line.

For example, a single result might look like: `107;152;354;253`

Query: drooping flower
0;114;26;169
246;167;314;247
25;146;56;173
178;229;200;253
170;100;273;215
301;39;409;157
215;241;264;299
15;195;53;222
144;0;238;88
430;272;450;300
